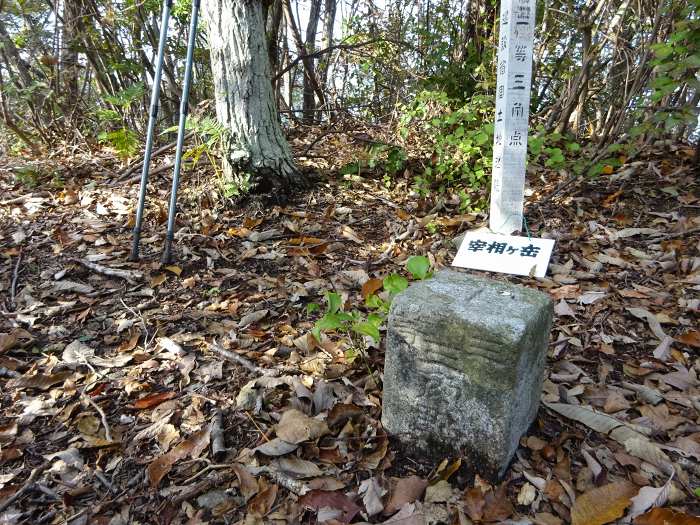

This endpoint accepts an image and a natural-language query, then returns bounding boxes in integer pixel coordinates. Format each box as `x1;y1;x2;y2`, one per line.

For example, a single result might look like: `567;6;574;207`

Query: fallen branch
210;409;226;460
115;132;194;182
208;343;298;377
70;258;143;285
0;461;50;512
9;248;22;309
84;394;113;443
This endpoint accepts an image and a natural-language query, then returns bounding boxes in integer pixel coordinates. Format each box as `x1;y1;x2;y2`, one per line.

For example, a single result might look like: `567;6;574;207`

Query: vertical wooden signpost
489;0;536;235
453;0;555;277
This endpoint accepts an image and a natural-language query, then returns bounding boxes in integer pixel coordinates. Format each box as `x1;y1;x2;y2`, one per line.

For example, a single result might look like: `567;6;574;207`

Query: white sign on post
453;0;555;277
490;0;536;235
453;231;554;278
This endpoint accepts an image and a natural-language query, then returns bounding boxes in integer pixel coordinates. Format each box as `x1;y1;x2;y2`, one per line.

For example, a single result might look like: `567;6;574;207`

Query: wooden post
489;0;536;234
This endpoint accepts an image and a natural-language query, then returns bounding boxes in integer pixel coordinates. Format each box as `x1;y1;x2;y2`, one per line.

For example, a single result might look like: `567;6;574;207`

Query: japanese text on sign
490;0;536;235
452;231;555;278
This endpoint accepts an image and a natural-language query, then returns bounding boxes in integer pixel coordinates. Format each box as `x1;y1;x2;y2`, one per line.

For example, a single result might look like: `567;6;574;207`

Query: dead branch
0;461;50;512
115;131;194;182
9;248;22;309
210;409;226;460
208;343;298;377
84;394;113;442
70;258;143;284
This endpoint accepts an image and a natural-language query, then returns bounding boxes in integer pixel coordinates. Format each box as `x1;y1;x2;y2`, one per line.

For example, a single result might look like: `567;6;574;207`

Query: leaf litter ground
0;137;698;525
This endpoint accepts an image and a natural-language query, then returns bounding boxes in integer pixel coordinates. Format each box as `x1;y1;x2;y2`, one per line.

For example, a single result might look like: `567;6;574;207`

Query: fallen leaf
384;476;427;515
133;391;176;410
677;330;700;348
463;487;486;522
164;265;182;276
247;482;278;517
359;476;387;516
571;481;637;525
271;456;323;479
150;274;167;287
8;370;74;390
361;278;384;299
147;427;211;487
340;225;362;243
628;475;672;519
626;307;668;341
0;333;18;352
275;409;329;444
483;483;513;522
231;463;258;501
298;489;361;524
635;508;700;525
554;299;577;317
254;437;298;456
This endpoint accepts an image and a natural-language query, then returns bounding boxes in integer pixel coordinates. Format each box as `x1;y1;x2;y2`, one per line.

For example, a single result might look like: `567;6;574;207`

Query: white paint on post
489;0;536;234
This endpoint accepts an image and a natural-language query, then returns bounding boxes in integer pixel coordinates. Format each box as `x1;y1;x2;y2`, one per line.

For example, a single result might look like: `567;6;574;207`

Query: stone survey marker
382;271;553;480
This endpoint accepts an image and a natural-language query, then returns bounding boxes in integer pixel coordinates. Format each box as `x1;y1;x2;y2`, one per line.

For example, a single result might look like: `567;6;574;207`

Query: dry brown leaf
463;487;485;521
677;330;700;348
384;476;427;515
8;370;74;391
133;391;176;410
275;409;329;444
247;482;278;517
340;225;362;243
361;278;384;299
634;508;700;525
231;463;258;502
298;489;361;524
0;333;18;353
147;427;211;487
150;273;167;287
570;481;638;525
483;483;514;522
164;265;182;276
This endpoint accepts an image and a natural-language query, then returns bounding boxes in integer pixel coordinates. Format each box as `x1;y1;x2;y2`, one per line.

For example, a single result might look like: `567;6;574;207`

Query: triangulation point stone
382;269;553;480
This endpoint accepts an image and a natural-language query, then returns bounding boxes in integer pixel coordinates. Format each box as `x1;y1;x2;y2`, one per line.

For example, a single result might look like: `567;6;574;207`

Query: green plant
396;90;494;210
98;128;139;161
311;256;433;345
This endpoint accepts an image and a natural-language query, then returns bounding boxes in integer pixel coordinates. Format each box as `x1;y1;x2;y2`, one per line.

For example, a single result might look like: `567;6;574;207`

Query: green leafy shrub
311;256;433;345
396;90;494;211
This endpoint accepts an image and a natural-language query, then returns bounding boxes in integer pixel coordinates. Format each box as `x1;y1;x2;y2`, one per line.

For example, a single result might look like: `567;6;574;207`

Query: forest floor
0;131;699;525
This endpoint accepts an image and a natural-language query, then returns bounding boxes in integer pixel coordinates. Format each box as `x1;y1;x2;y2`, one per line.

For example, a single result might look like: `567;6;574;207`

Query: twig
208;343;273;376
114;132;193;182
210;409;226;460
171;472;231;505
0;192;51;206
119;161;175;186
84;394;113;442
181;463;230;485
651;226;700;242
0;462;50;512
70;258;143;284
9;248;22;309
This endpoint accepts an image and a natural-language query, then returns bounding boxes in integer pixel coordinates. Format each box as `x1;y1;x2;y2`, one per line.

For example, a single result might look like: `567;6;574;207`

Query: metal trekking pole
161;0;200;264
129;0;173;262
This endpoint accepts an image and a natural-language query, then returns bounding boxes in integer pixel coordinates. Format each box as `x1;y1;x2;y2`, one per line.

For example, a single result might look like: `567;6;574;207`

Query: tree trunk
61;0;80;104
302;0;322;123
203;0;303;191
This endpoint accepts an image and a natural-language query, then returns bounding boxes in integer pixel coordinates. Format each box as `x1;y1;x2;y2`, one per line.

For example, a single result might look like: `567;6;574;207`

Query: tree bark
302;0;322;123
203;0;304;191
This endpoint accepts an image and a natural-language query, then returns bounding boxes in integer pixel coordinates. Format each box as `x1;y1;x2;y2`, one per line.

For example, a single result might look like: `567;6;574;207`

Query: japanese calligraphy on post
452;231;554;278
490;0;536;235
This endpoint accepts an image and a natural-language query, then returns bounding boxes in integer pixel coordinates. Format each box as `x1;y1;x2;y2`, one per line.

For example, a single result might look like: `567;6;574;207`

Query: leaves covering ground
0;133;699;524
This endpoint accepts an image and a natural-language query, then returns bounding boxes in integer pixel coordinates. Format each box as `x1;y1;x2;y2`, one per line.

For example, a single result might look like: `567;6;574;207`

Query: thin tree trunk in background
266;0;284;90
319;0;336;90
203;0;304;191
60;0;80;104
303;0;322;123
